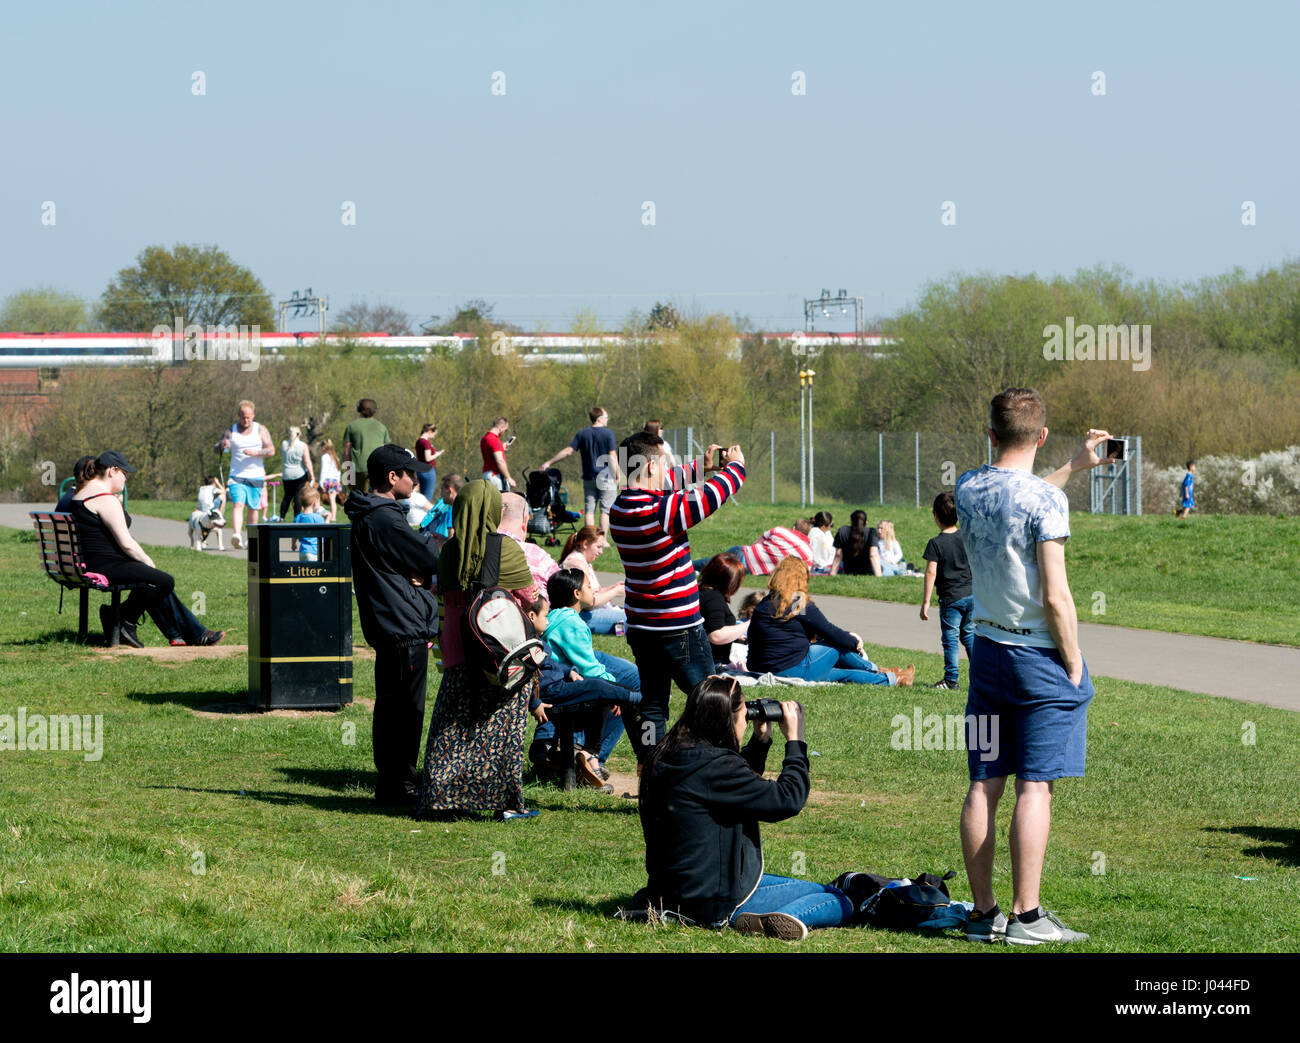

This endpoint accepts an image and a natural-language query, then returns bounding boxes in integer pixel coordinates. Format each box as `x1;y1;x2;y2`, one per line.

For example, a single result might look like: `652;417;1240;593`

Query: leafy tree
332;300;415;336
424;299;521;335
0;286;90;331
98;244;274;331
646;301;681;331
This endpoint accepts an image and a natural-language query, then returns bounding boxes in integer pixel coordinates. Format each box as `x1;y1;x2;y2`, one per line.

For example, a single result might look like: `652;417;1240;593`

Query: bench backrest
30;512;90;587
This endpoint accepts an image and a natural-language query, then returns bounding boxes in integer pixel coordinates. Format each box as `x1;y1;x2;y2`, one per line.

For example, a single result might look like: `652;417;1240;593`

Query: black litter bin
247;523;353;710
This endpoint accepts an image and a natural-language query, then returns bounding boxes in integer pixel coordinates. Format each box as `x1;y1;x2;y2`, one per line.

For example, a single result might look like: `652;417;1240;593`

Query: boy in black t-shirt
920;491;974;689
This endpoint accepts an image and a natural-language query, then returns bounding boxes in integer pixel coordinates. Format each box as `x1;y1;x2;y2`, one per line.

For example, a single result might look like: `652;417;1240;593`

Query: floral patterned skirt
415;664;530;815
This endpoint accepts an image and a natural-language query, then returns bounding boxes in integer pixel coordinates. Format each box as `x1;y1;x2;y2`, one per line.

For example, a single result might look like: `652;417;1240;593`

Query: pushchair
524;467;581;546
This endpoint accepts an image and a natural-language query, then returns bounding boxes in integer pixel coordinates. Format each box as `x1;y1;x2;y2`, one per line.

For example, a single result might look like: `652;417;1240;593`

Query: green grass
1;526;1297;952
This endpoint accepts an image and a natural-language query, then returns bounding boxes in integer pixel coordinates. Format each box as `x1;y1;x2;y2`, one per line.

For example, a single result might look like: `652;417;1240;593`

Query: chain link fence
660;428;1142;514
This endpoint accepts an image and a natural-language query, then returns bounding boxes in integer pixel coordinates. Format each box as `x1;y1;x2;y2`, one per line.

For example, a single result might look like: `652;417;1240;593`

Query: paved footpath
5;503;1297;712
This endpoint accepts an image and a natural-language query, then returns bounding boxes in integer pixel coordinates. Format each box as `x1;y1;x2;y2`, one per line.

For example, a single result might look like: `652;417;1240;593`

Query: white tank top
228;423;265;480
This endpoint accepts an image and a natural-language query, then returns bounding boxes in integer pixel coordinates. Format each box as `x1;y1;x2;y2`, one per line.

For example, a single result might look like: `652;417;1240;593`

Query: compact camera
1104;438;1128;462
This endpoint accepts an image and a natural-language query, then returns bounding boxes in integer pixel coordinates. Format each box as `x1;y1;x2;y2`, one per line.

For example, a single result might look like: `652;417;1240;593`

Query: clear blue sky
3;0;1297;332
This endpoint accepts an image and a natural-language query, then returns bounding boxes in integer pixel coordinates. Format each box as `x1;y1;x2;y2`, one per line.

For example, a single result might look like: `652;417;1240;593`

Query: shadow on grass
8;628;98;646
154;784;406;818
532;894;631;919
127;688;249;710
1205;826;1300;866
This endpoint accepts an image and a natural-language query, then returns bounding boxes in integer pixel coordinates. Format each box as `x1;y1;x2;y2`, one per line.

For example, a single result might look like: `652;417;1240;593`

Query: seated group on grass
698;553;914;686
698;509;917;579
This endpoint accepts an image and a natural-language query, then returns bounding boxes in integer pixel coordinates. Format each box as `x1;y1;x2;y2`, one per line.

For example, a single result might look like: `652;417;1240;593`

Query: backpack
830;870;966;932
463;533;546;694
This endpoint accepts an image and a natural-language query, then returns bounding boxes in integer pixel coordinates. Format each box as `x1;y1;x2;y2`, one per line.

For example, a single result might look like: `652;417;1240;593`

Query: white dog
190;480;227;551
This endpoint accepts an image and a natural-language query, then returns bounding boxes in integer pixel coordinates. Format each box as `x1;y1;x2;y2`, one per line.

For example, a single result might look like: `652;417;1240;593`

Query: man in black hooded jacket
344;444;439;806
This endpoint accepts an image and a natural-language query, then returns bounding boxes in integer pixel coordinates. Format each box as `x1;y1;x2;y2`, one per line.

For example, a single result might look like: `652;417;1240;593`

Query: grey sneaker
1005;910;1089;945
965;907;1008;942
732;912;809;942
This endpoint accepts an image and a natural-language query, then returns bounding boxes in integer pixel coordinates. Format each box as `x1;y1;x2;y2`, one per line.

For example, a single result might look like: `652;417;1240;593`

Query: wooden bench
30;511;147;646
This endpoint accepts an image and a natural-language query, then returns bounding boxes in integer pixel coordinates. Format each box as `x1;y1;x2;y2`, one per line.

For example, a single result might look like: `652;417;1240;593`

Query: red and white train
0;330;887;368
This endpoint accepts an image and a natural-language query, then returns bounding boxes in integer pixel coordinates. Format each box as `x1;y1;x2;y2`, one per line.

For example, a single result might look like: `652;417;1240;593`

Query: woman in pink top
560;525;626;634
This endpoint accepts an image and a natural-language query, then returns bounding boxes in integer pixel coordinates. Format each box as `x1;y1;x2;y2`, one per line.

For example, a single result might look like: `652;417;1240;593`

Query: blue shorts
966;635;1094;782
227;479;263;507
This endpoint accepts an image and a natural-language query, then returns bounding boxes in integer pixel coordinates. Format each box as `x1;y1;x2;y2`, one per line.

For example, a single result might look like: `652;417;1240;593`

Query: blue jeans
939;596;975;685
534;676;642;764
732;874;853;930
580;604;627;635
693;545;747;574
151;593;209;643
781;644;892;685
625;623;716;761
417;470;438;500
879;561;908;576
534;652;641;762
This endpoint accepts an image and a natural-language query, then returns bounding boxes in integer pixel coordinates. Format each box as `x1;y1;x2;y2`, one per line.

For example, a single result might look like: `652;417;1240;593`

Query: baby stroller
524;467;581;546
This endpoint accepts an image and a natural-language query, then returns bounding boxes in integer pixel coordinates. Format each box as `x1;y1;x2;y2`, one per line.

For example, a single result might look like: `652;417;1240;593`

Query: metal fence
660;428;1143;514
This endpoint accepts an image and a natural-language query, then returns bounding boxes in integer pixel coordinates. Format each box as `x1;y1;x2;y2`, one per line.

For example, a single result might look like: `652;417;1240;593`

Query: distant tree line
3;249;1300;502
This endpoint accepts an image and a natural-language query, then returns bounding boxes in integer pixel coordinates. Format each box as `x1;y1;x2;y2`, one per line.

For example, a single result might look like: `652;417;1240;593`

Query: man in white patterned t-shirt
954;387;1114;946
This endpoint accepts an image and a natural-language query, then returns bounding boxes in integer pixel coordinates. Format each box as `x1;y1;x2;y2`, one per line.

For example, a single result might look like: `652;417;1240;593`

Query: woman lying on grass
746;557;914;686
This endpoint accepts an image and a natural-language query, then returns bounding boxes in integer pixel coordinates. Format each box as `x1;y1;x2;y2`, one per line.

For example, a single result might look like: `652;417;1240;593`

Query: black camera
745;698;784;723
1104;437;1128;461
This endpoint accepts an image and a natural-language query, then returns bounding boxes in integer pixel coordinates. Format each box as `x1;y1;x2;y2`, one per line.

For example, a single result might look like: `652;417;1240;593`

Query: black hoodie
344;490;440;648
636;737;810;926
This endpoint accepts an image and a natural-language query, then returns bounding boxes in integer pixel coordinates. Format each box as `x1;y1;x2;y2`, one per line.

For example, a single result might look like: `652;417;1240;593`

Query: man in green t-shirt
342;398;392;493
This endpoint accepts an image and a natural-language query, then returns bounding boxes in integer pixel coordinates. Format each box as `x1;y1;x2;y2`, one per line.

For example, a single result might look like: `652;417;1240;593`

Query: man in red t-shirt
480;416;516;492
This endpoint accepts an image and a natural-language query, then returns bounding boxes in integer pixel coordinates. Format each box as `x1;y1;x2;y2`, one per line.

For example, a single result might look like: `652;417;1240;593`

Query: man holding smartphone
955;387;1112;945
480;416;516;492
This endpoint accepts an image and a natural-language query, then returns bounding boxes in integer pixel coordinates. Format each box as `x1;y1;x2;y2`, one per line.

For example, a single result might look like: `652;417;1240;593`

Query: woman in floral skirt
416;480;542;819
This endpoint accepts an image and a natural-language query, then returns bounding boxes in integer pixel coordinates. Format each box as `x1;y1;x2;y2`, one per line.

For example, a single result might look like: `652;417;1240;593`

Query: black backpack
463;533;546;694
830;870;963;931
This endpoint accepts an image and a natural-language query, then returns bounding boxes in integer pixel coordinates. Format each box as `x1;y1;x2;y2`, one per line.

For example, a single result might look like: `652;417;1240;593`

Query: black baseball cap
367;444;430;478
97;450;137;473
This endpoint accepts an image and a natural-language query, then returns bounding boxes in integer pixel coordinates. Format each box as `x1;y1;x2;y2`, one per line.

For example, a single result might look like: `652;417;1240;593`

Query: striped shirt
610;460;746;632
740;527;814;576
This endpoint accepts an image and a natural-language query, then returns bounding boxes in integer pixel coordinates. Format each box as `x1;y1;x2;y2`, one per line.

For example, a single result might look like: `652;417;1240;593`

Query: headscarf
437;479;533;598
441;479;502;592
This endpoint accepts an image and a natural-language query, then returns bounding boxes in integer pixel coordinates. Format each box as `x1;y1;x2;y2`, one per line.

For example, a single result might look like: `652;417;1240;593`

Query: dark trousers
101;560;206;643
534;675;641;758
372;641;429;796
625;622;716;762
281;475;308;517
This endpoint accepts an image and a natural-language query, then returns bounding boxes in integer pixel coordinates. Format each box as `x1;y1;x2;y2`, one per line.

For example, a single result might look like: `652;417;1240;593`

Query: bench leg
78;587;89;643
558;718;577;792
105;591;121;648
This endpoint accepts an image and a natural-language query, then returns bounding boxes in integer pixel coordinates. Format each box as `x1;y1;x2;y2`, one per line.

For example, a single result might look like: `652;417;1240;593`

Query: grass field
1;527;1297;952
126;495;1300;645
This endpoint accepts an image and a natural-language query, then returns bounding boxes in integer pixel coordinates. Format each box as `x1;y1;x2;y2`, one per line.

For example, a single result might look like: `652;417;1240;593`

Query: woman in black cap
70;451;223;648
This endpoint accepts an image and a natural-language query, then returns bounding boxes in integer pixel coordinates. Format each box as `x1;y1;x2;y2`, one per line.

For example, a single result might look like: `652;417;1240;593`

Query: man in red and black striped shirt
610;430;746;761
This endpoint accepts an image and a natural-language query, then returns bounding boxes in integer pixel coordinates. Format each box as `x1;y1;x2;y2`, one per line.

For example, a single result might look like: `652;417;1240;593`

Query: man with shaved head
498;491;558;603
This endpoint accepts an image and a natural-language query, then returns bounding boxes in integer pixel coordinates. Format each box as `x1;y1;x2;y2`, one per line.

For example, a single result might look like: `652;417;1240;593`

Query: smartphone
505;436;517;448
1104;438;1127;461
